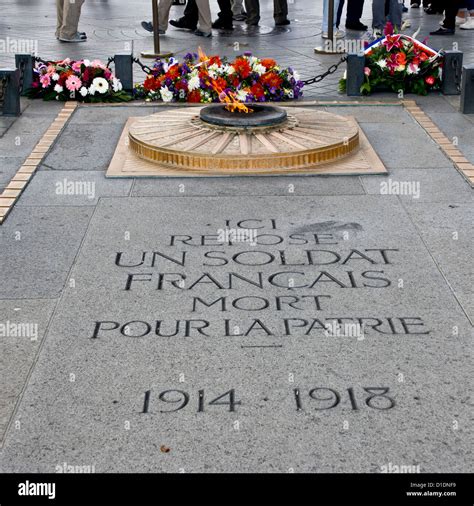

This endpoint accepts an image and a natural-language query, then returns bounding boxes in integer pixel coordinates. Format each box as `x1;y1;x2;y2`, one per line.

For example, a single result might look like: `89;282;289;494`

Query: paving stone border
0;102;77;224
403;100;474;187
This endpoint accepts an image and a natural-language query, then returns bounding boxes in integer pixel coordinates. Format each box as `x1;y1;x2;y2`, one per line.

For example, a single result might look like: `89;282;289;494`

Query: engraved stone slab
0;196;471;473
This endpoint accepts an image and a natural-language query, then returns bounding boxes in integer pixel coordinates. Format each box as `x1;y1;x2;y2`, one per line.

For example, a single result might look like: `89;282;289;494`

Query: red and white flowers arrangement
340;23;443;95
134;52;304;103
28;58;132;102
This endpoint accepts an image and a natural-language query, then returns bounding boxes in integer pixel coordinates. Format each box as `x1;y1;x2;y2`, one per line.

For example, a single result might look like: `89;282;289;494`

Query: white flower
248;56;258;66
92;77;109;94
54;84;63;93
253;63;266;75
160;85;174;102
407;63;420;75
112;78;122;92
88;85;96;95
343;70;347;80
224;65;235;75
79;86;88;97
52;73;60;81
293;70;301;81
376;59;387;69
209;63;219;73
188;72;200;91
236;89;248;102
83;59;91;67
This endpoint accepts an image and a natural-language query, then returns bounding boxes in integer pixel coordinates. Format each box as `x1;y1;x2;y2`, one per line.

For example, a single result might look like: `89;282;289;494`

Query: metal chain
0;75;8;106
452;58;462;93
34;56;51;66
302;56;348;86
133;57;153;75
106;56;115;69
17;59;26;95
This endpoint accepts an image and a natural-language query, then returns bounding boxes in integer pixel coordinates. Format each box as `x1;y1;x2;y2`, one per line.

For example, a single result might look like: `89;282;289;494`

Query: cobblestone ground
1;0;473;98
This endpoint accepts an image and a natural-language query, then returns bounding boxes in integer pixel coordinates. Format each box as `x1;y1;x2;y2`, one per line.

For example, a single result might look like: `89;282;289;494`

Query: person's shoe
411;2;420;7
322;29;345;39
141;21;153;32
56;31;86;40
456;16;467;25
401;19;412;29
460;17;474;29
429;26;455;35
373;28;383;37
233;12;247;21
345;21;368;30
59;33;87;42
212;18;233;29
194;29;212;37
402;5;408;12
170;18;197;30
425;6;443;14
275;18;291;26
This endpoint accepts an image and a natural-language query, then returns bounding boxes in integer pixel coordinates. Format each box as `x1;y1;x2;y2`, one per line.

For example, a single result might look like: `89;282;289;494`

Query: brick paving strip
403;100;474;188
0;101;78;224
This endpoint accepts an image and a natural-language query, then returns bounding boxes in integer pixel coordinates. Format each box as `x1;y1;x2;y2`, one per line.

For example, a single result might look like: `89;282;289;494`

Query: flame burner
200;104;288;129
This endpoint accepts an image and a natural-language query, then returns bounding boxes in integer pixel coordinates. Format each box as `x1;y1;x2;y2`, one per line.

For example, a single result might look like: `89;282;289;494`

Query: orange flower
261;71;283;89
396;52;407;66
261;58;276;70
233;57;252;78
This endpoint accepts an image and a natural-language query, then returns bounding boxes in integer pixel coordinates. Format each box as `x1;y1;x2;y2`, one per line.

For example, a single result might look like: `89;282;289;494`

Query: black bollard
0;69;21;116
460;65;474;115
114;54;134;92
442;50;463;96
346;53;365;96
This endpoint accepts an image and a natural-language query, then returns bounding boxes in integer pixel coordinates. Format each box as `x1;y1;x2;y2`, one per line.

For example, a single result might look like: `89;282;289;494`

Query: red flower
166;65;180;79
214;77;227;91
58;70;73;86
261;58;276;70
143;75;161;92
260;71;283;89
250;82;265;99
233;57;251;79
175;79;188;91
187;90;201;103
208;56;222;66
425;75;435;86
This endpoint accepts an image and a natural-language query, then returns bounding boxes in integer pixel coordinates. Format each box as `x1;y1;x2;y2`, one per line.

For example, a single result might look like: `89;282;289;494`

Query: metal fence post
15;54;34;94
460;64;474;114
0;69;21;116
114;54;134;92
346;53;365;96
442;50;463;96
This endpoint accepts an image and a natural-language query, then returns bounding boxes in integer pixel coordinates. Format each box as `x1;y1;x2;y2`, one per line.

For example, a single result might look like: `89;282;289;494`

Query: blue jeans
372;0;402;30
323;0;341;31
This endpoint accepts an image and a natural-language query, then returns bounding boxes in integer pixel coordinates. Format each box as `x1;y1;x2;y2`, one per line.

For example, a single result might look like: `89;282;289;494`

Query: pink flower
39;74;51;88
384;22;394;36
72;61;83;72
47;64;56;74
91;59;106;69
383;35;403;52
65;75;82;91
364;67;371;76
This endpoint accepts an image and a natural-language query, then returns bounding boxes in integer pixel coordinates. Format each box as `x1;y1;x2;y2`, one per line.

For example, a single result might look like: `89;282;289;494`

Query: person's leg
273;0;289;23
372;0;385;29
388;0;402;29
195;0;212;32
346;0;364;23
322;0;341;31
231;0;244;15
443;0;461;29
56;0;64;38
158;0;174;30
59;0;85;40
170;0;199;28
336;0;345;27
245;0;260;25
216;0;234;23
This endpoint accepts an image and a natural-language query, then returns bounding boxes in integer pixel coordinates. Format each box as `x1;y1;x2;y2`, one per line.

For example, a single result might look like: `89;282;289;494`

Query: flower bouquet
134;52;304;103
339;23;443;96
27;59;132;102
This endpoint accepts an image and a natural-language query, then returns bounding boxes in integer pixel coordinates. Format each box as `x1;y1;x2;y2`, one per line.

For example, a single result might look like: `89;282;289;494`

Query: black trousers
337;0;365;26
443;0;461;29
182;0;199;24
217;0;233;22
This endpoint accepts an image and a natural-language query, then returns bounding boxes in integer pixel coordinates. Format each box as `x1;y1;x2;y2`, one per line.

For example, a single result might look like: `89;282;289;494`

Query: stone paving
0;0;473;476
